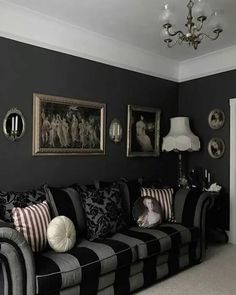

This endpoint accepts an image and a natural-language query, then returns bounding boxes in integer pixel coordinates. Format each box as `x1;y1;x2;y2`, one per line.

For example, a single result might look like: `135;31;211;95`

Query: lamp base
178;153;189;188
178;175;189;187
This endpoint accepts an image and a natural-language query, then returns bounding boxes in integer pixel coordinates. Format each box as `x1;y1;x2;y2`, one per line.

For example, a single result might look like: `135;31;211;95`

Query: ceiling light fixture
159;0;223;49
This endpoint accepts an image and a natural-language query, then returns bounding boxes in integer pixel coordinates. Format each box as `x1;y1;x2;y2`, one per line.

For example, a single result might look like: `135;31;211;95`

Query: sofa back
0;187;46;222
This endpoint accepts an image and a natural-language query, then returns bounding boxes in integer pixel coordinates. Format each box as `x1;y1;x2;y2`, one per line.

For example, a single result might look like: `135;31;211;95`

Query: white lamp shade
162;117;200;152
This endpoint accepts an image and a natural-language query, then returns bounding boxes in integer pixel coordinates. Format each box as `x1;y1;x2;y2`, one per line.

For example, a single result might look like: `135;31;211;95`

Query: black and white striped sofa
0;186;213;295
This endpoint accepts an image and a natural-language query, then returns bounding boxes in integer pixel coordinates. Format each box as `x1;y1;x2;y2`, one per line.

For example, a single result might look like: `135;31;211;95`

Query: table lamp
162;117;200;187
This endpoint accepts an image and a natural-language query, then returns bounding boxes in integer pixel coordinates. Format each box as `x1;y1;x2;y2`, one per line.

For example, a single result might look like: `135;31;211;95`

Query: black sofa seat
118;223;199;259
35;223;199;294
35;236;136;294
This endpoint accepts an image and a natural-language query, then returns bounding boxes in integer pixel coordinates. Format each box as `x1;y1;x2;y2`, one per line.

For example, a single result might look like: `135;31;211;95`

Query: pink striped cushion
12;201;51;252
140;188;175;222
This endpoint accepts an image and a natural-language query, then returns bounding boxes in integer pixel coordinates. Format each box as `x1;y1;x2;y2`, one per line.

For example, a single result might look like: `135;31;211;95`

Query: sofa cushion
125;179;142;226
95;180;131;226
12;201;51;252
110;223;199;260
141;187;175;222
0;186;46;222
35;237;135;293
132;197;163;228
45;187;86;237
47;216;76;252
78;185;127;241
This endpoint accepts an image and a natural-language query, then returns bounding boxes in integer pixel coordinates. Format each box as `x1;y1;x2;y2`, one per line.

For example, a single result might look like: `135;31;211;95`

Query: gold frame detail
32;93;106;156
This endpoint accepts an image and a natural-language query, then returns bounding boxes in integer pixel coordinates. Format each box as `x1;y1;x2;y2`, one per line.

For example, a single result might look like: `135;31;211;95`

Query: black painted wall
179;70;236;192
0;37;179;191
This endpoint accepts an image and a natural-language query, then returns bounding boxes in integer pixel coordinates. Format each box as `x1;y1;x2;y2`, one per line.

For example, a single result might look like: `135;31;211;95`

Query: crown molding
0;1;235;83
0;0;179;82
178;46;236;82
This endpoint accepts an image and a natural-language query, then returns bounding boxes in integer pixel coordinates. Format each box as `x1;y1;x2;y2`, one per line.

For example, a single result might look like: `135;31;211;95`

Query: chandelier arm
166;38;180;48
166;27;185;38
197;29;222;41
195;16;207;32
195;20;204;32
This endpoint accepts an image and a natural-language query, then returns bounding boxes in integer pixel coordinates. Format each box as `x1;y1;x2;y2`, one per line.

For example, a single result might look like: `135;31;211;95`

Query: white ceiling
3;0;236;61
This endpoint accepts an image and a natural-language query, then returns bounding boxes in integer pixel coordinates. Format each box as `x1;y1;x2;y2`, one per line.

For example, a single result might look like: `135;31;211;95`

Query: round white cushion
47;216;76;252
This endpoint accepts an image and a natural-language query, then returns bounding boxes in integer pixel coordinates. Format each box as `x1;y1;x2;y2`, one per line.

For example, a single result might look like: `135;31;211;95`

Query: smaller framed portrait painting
208;137;225;159
127;105;161;157
208;109;225;130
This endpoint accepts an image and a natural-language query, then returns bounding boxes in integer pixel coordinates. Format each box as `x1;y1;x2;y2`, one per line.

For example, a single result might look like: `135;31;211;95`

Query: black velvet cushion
0;186;46;222
124;179;142;226
78;185;127;241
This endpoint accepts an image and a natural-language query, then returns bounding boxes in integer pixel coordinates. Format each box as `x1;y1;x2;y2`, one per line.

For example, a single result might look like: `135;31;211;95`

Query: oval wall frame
208;108;225;130
208;137;225;159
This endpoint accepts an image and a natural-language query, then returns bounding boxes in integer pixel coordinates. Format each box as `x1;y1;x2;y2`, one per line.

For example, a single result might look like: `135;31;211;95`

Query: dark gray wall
0;37;179;191
179;70;236;192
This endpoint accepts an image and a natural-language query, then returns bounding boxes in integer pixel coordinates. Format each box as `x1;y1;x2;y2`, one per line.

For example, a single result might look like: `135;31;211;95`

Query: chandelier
159;0;223;49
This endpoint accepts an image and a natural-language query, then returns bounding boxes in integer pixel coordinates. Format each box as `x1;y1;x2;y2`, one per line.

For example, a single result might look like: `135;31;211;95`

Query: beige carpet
135;244;236;295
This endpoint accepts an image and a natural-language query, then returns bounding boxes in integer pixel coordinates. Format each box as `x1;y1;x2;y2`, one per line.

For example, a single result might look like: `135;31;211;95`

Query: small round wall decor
208;137;225;159
208;109;225;130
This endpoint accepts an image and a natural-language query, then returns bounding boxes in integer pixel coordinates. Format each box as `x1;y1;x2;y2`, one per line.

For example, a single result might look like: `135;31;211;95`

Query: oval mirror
109;118;122;143
3;108;26;141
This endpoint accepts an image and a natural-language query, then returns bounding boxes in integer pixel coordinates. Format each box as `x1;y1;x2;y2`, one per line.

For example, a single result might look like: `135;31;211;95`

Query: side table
206;191;229;243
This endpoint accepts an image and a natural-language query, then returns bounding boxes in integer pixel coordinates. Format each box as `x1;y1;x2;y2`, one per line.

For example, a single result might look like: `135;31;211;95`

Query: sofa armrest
174;188;214;260
0;220;35;295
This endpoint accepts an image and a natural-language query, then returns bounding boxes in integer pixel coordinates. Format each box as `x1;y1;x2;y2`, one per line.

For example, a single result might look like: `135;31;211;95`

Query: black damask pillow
0;186;46;222
78;185;127;241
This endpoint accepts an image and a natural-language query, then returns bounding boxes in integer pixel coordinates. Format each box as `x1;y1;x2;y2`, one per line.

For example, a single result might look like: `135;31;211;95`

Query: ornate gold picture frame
33;93;106;156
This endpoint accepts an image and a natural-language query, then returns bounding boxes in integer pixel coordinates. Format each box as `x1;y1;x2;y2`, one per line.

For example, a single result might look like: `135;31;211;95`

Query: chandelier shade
159;0;223;49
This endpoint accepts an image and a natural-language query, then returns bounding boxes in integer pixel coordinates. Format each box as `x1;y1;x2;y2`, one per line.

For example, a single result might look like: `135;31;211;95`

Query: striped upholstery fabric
174;188;214;259
141;188;175;221
12;201;51;252
36;243;198;295
0;188;213;295
115;224;198;260
35;223;199;294
45;187;86;237
35;237;135;293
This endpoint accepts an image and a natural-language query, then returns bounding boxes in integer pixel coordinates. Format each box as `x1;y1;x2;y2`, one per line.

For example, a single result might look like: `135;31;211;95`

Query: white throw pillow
47;216;76;252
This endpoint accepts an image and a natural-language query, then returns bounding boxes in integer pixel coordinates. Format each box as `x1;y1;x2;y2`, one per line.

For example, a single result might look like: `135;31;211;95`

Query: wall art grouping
207;108;226;159
33;93;106;155
32;94;161;157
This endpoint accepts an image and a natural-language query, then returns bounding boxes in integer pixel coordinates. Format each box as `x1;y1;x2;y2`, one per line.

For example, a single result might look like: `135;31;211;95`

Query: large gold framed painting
33;93;106;156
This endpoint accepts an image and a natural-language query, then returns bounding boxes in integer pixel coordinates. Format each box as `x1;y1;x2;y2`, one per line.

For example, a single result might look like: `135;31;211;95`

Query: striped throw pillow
141;188;175;222
12;201;51;252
